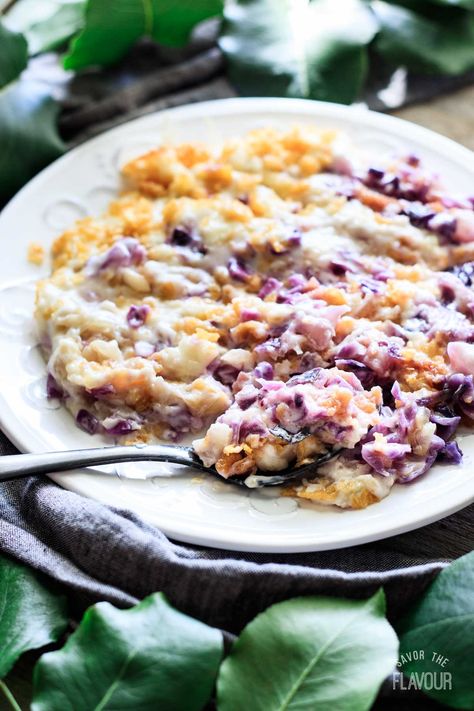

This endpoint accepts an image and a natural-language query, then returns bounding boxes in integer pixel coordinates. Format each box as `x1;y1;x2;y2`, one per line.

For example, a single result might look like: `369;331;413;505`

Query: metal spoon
0;443;335;488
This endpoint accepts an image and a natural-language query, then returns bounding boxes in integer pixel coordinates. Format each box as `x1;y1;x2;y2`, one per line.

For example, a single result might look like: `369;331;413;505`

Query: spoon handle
0;444;203;482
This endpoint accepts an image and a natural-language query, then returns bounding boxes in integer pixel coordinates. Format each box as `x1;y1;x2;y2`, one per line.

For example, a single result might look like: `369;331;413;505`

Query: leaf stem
0;680;23;711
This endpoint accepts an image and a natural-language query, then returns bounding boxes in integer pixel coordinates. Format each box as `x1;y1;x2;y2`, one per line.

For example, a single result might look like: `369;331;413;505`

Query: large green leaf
63;0;150;70
431;0;474;7
0;80;65;203
397;552;474;709
64;0;224;70
32;592;223;711
152;0;224;46
0;555;68;679
0;20;65;203
0;24;27;89
4;0;86;55
219;0;379;104
383;0;474;10
217;590;398;711
433;0;474;6
374;1;474;75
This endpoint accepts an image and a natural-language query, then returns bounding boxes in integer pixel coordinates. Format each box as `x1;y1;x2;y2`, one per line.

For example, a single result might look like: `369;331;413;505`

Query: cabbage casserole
36;127;474;509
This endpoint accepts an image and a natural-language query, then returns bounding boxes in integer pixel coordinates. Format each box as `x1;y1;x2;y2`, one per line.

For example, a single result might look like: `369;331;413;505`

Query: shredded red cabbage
92;237;147;273
105;419;136;436
86;384;115;400
76;409;99;435
127;304;151;329
228;257;252;282
46;373;65;400
209;359;240;386
168;226;206;254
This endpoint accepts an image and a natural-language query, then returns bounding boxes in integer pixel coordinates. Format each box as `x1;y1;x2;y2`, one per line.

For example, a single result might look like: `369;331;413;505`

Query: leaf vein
277;605;371;710
93;648;139;711
142;0;154;36
403;611;474;636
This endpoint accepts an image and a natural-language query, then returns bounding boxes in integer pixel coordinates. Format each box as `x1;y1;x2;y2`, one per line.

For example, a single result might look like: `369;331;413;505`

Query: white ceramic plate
1;97;473;552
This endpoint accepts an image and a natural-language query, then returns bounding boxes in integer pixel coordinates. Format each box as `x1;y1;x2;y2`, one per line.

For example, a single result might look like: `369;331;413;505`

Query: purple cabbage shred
259;277;282;299
228;257;251;282
127;304;150;329
105;419;136;436
209;359;240;386
87;384;115;400
76;409;99;435
438;440;463;464
46;373;65;400
96;238;146;272
168;226;206;254
448;261;474;288
254;362;274;380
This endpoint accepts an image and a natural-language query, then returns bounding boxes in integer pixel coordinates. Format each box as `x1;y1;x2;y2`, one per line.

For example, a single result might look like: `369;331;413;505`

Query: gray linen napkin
1;433;472;632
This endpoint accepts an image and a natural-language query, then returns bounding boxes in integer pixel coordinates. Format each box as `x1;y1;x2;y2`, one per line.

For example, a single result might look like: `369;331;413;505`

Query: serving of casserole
35;124;474;510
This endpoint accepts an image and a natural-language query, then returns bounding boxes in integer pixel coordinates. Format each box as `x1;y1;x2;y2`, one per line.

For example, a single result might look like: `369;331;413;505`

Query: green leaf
150;0;224;47
4;0;86;55
434;0;474;6
64;0;224;70
374;1;474;75
0;555;68;679
32;592;223;711
219;0;379;104
217;590;398;711
403;0;474;8
0;80;65;204
0;24;27;90
64;0;150;70
0;20;65;203
382;0;474;10
397;552;474;709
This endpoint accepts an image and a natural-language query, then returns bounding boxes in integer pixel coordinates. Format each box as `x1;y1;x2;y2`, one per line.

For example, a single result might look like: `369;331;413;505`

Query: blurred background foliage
0;0;474;202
